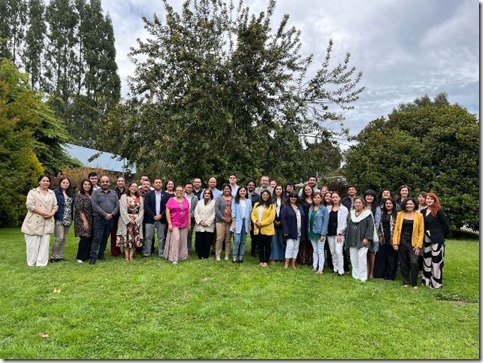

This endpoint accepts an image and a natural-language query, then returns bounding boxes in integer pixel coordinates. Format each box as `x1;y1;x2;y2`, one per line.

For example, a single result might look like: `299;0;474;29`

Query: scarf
350;209;372;223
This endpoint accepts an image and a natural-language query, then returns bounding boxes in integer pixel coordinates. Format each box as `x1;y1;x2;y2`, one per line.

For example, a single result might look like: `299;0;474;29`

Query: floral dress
116;196;142;248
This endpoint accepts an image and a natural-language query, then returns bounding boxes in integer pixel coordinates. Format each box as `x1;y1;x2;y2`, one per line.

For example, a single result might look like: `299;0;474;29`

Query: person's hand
393;244;399;251
336;235;342;243
83;221;89;230
105;213;113;220
168;223;173;232
361;239;368;247
413;247;420;255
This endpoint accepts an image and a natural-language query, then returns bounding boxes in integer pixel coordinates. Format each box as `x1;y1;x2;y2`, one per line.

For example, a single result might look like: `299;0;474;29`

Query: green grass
0;228;479;359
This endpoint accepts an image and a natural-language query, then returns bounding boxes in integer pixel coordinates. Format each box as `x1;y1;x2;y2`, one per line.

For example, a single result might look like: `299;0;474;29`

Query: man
192;177;203;200
143;178;171;257
205;177;221;200
139;179;152;198
228;174;239;197
110;176;126;257
270;179;277;190
254;175;273;195
298;175;320;197
341;185;357;210
88;171;99;190
90;176;119;264
246;179;260;257
184;181;198;254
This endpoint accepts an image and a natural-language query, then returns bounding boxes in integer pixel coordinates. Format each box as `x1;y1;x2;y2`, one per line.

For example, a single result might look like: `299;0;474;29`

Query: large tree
343;93;479;231
0;59;78;226
98;0;363;183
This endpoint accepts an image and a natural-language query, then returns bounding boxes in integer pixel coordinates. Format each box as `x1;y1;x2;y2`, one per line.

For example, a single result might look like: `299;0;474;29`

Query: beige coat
21;188;58;236
116;194;144;239
194;199;216;233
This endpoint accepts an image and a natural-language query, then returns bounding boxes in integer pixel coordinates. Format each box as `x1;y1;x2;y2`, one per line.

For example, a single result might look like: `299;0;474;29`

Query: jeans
91;216;114;260
144;221;166;257
51;223;71;259
310;238;325;271
232;220;247;259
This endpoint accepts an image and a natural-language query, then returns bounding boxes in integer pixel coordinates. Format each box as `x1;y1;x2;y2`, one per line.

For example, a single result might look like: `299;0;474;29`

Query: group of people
21;173;449;289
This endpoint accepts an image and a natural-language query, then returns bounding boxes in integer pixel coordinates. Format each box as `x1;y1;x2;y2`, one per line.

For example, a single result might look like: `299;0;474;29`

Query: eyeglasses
290;196;297;199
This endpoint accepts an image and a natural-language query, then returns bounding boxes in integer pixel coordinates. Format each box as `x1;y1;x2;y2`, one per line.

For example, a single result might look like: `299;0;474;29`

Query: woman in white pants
281;192;306;269
326;192;348;276
21;175;58;267
307;193;329;274
345;197;374;282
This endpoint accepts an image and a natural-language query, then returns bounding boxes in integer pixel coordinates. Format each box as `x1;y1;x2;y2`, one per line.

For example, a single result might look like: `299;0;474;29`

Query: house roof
63;143;136;173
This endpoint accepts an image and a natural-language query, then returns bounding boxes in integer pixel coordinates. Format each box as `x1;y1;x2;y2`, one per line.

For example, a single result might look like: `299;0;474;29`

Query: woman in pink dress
164;185;190;264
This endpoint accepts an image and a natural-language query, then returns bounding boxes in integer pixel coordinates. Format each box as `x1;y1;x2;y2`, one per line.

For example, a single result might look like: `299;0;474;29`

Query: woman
373;197;398;280
21;175;58;267
324;191;333;207
326;192;348;276
164;186;190;264
194;189;216;259
116;182;144;261
307;192;329;274
323;190;334;270
284;183;295;199
270;185;285;263
165;180;176;198
396;185;411;209
297;184;314;266
345;197;374;282
51;177;75;262
421;192;449;289
392;198;424;288
74;179;94;263
364;189;381;279
214;184;233;261
281;192;306;269
251;190;276;267
231;186;252;263
416;191;428;277
110;176;126;257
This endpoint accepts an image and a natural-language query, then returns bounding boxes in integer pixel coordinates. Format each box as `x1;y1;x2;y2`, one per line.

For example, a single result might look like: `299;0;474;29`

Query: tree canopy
343;93;479;231
97;0;363;184
0;59;79;226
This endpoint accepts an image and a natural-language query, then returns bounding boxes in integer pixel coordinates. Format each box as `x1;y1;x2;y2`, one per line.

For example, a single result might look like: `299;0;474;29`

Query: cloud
102;0;479;137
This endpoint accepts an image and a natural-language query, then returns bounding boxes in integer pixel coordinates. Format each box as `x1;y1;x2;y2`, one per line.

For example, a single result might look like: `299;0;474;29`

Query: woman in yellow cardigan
251;190;276;267
392;198;424;288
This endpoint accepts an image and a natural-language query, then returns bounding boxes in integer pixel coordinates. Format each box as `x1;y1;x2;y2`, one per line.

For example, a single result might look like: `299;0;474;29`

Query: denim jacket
307;205;329;236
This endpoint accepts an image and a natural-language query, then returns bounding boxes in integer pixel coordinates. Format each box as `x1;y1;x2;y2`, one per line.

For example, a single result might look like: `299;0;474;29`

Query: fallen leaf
39;332;49;338
53;288;61;293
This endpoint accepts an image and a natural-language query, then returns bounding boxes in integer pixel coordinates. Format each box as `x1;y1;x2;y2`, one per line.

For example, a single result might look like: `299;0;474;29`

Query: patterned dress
297;198;314;265
74;193;92;237
117;196;142;248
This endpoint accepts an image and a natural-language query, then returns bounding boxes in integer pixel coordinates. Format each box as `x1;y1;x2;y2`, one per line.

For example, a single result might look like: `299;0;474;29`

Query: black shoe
90;259;96;265
238;259;243;264
50;258;57;263
98;256;106;260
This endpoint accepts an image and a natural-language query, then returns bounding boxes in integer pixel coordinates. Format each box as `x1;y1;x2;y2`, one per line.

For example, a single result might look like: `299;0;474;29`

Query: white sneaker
216;256;221;261
76;259;83;263
224;256;229;260
172;261;178;264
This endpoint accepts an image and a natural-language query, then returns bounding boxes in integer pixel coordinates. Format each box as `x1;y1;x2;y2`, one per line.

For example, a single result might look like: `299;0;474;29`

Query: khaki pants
215;222;232;258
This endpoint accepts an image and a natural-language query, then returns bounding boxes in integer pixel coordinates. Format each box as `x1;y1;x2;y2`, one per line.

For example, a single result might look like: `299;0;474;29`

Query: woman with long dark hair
421;192;449;289
363;189;381;279
51;177;75;262
74;179;94;263
251;190;276;267
392;198;424;288
281;192;306;269
194;189;216;259
326;192;348;276
215;184;233;261
373;197;398;280
231;186;252;263
270;185;285;263
116;182;144;261
297;184;314;266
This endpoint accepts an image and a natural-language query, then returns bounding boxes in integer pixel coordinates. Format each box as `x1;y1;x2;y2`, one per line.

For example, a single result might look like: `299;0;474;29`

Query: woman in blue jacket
51;177;75;262
231;186;252;263
308;192;329;274
281;192;306;269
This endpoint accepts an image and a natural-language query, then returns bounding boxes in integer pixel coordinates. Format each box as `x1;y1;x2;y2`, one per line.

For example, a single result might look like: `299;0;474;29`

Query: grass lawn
0;228;479;359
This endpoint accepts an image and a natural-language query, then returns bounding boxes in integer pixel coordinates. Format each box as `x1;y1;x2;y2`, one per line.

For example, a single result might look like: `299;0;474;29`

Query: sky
101;0;479;147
